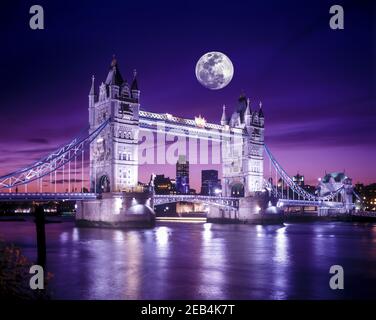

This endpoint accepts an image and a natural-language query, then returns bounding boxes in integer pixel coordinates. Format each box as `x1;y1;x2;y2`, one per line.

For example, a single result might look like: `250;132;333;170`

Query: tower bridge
0;57;360;226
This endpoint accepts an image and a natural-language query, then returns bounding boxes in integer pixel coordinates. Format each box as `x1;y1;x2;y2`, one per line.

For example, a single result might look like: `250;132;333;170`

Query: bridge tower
221;94;265;198
88;57;140;193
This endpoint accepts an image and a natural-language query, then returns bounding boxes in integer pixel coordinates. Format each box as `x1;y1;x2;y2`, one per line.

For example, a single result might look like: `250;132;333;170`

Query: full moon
195;52;234;90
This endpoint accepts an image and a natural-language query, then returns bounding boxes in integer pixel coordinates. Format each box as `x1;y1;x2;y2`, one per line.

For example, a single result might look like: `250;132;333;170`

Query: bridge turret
105;56;125;99
89;75;96;103
221;104;228;126
120;81;130;98
221;93;265;198
88;75;96;126
131;69;140;102
244;98;251;126
258;101;264;126
89;56;140;193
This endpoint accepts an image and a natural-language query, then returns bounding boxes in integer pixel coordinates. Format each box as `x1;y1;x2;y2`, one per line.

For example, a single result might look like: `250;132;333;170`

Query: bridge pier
318;207;329;216
207;193;283;224
76;191;155;228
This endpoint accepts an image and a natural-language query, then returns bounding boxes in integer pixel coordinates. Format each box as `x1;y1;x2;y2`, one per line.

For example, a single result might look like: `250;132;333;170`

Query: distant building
355;183;376;211
201;170;221;196
293;173;305;187
170;179;177;193
303;185;316;194
154;174;174;195
292;173;316;193
176;155;189;194
189;188;196;195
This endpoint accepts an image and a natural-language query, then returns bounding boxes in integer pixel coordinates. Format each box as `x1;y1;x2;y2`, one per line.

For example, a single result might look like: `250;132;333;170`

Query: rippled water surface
1;220;376;299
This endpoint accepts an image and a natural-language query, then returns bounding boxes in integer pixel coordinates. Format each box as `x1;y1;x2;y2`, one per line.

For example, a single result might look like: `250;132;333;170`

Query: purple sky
0;0;375;191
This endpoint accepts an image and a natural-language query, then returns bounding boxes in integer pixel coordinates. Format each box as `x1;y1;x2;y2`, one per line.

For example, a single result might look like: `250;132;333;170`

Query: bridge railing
153;194;239;209
0;192;97;201
0;119;110;191
264;144;345;204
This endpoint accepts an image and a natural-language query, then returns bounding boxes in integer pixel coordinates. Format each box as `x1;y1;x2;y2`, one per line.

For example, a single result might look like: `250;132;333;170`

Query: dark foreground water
1;220;376;299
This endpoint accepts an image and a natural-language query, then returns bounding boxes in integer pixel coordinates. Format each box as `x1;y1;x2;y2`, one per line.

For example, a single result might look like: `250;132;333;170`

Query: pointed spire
238;91;247;110
111;54;117;67
245;98;251;117
258;100;264;117
221;104;228;125
131;69;139;91
238;90;246;102
89;75;95;95
105;55;124;86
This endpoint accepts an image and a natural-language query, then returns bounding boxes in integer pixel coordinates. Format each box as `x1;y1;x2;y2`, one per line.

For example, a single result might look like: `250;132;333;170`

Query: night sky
0;0;375;190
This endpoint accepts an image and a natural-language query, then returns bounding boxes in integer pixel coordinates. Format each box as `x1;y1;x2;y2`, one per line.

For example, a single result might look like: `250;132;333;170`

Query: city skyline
0;0;375;190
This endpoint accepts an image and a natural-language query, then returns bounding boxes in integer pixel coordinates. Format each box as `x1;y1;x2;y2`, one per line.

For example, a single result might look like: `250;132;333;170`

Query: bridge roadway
277;199;344;208
0;192;239;204
0;192;348;211
0;192;240;208
0;192;97;201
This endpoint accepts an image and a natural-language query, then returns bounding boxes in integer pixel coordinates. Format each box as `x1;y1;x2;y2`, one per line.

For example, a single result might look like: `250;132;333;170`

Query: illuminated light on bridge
114;197;123;214
194;115;207;128
156;216;207;223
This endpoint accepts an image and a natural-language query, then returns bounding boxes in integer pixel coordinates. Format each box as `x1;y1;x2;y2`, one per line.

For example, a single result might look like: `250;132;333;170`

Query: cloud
267;117;376;149
26;138;50;144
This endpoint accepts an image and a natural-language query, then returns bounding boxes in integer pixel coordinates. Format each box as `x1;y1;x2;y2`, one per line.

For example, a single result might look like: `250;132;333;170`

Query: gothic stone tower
88;57;140;193
221;94;264;198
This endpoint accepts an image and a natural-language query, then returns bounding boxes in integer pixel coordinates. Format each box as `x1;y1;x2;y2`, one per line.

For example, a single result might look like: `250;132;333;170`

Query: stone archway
98;175;110;193
231;183;244;197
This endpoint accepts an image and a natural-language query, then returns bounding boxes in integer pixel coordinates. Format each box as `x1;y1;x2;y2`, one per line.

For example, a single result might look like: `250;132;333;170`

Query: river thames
1;220;376;299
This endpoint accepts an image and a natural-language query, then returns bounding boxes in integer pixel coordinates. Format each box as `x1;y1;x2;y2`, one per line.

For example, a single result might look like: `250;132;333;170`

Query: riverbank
0;215;75;223
284;213;376;223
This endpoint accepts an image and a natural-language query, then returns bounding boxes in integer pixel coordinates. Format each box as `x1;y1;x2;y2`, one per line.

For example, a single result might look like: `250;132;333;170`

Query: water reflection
256;225;264;237
72;228;79;242
199;223;226;299
274;227;288;264
123;232;142;299
271;226;289;299
203;223;212;241
156;226;170;247
113;230;124;241
1;221;376;299
152;226;171;299
59;231;69;243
